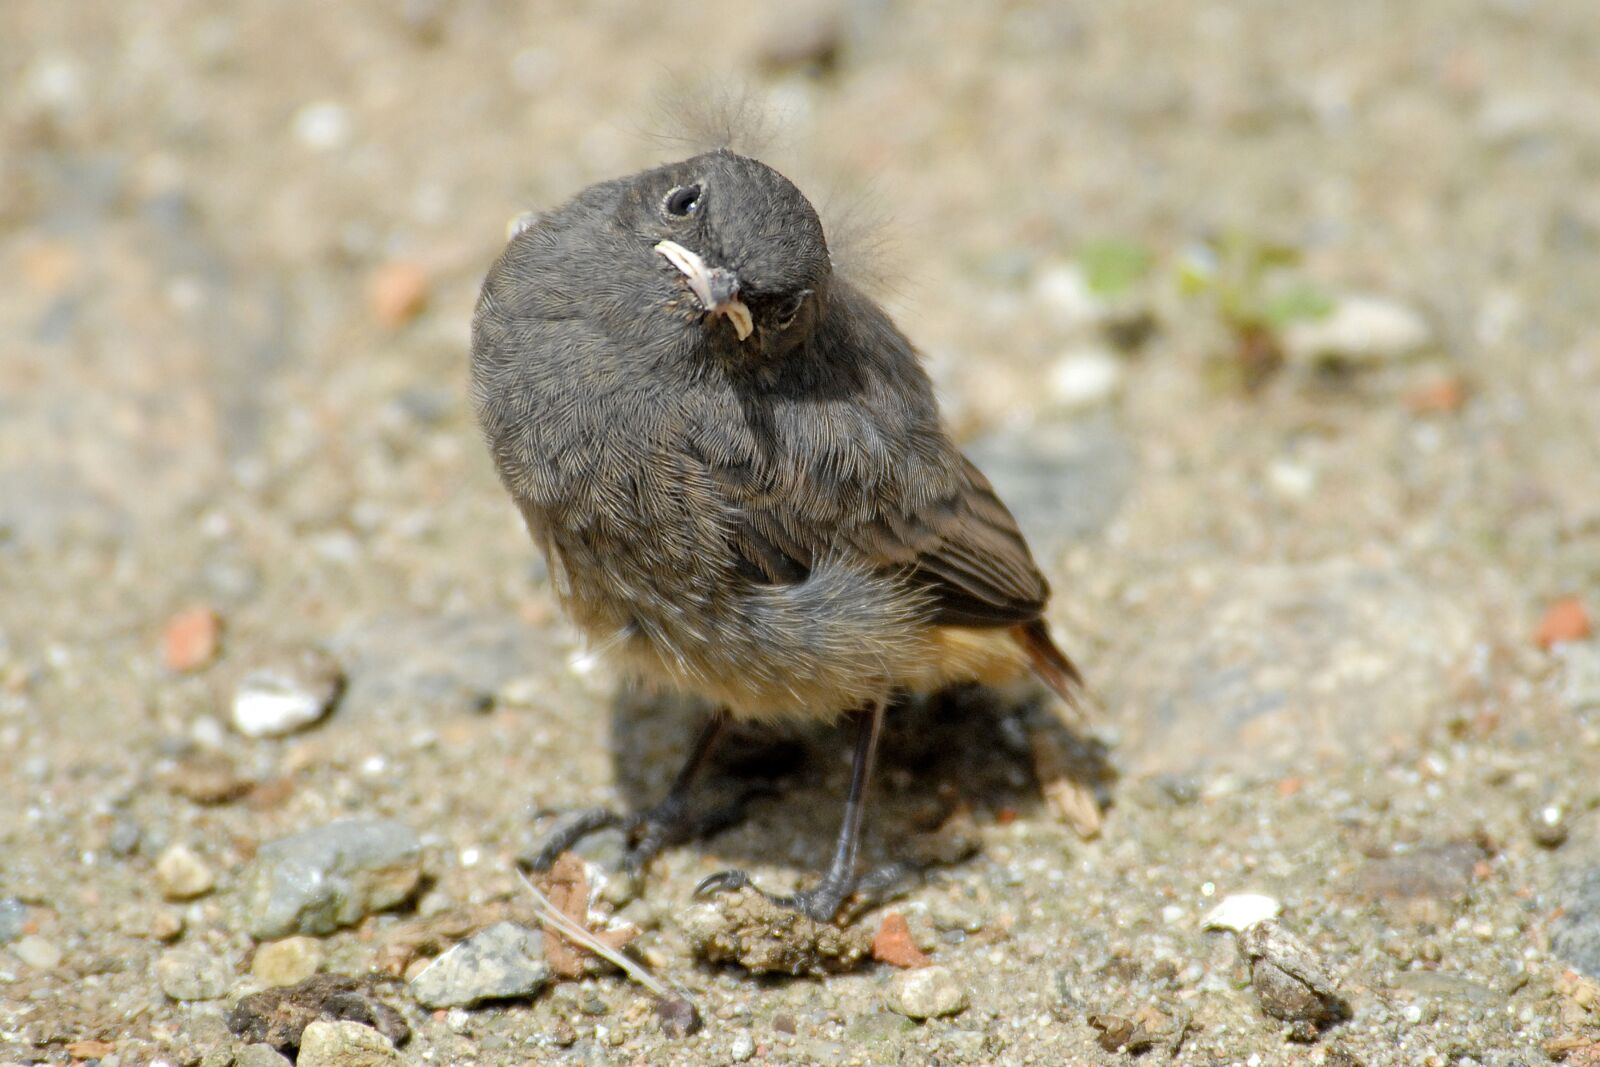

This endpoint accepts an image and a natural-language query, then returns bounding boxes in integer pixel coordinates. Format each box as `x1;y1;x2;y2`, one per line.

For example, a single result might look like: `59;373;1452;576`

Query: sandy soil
3;1;1600;1064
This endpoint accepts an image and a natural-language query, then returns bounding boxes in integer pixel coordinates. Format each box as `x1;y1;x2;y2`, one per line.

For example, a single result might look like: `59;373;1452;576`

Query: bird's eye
663;185;702;218
773;290;810;329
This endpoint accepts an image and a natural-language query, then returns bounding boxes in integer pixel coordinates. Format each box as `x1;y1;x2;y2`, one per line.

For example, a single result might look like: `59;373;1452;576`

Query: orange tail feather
1012;619;1086;716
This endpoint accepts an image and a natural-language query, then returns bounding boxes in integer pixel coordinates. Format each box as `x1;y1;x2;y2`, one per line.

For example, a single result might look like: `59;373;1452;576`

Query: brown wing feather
724;452;1050;629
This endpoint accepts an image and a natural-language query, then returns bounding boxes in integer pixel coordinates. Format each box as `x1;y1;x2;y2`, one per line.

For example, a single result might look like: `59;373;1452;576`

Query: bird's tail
1012;619;1087;722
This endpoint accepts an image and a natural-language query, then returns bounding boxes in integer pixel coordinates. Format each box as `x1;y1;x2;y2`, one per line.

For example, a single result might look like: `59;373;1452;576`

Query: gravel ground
4;2;1600;1065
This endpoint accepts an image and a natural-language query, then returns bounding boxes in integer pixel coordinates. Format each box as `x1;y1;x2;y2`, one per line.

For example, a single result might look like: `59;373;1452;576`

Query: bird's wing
708;447;1049;628
836;455;1049;626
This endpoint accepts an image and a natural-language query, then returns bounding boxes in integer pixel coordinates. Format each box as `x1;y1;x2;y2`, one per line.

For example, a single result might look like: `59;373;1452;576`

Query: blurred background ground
3;1;1600;1064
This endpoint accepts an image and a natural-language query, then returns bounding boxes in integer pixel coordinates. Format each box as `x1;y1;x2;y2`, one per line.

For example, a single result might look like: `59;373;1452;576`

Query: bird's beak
654;240;754;341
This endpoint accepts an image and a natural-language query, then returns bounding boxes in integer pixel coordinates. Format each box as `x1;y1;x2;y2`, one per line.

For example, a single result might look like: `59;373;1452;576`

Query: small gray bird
472;149;1082;921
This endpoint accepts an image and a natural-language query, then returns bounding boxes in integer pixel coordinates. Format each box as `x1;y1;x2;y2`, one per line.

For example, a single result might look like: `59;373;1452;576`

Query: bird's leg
525;710;735;873
698;699;910;922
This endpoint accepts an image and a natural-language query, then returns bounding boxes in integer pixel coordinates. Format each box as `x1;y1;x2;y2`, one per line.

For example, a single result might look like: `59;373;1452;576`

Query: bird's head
624;149;831;359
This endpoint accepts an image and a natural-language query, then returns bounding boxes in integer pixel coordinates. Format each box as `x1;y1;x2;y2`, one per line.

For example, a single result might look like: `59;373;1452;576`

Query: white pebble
1266;458;1318;500
1203;893;1281;932
1049;349;1124;409
292;101;352;151
234;685;325;737
27;56;86;111
12;934;62;970
1032;263;1103;326
155;843;216;901
1283;294;1433;365
730;1031;756;1062
232;650;342;738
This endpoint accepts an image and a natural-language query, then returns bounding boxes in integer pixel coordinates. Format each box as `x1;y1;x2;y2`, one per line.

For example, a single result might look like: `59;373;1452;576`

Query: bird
471;147;1083;922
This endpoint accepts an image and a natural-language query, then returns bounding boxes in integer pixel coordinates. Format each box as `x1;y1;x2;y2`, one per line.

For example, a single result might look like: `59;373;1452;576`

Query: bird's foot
694;860;917;923
526;788;762;874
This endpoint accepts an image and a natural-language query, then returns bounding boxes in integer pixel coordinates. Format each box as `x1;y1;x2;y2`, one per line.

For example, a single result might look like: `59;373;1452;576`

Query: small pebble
109;817;143;855
150;909;186;942
155;946;234;1001
12;934;62;970
162;606;222;672
1531;804;1570;848
1049;348;1124;409
1538;598;1592;650
155;843;216;901
885;964;969;1019
296;1020;404;1067
1089;1012;1154;1054
1203;893;1282;932
730;1030;756;1061
250;936;324;987
654;995;702;1038
165;750;253;804
1405;374;1468;415
409;921;549;1008
367;261;430;329
235;1045;293;1067
292;102;352;151
871;912;930;969
1032;262;1104;327
232;648;345;738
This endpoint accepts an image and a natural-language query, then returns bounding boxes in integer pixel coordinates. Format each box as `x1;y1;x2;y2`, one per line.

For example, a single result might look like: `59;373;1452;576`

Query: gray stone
1111;560;1475;775
156;945;235;1001
885;965;969;1019
409;921;550;1008
0;897;26;943
1241;921;1345;1033
240;818;422;939
234;1045;293;1067
295;1020;404;1067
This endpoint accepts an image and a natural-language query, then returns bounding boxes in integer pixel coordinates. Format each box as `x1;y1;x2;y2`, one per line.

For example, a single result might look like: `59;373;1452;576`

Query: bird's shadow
604;682;1115;879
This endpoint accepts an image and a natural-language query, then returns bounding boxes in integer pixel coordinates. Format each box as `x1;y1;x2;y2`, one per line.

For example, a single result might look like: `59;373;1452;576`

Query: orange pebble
871;911;930;969
161;607;222;672
1537;597;1592;649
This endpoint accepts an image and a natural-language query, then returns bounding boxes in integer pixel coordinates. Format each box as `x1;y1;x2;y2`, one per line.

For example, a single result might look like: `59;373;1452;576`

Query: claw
523;807;626;872
694;869;754;898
